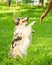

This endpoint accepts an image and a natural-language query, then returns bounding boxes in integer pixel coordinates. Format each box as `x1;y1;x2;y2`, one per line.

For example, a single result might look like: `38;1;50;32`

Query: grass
0;5;52;65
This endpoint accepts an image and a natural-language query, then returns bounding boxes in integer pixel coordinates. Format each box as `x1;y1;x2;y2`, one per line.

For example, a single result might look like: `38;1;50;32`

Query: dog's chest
13;25;31;51
14;25;27;34
14;25;31;38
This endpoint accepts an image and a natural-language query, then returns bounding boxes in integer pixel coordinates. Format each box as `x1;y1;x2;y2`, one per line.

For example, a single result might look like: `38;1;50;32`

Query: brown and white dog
9;17;36;58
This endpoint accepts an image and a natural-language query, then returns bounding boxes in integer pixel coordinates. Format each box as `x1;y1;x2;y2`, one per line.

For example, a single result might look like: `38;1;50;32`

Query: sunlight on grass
0;6;20;14
0;10;16;14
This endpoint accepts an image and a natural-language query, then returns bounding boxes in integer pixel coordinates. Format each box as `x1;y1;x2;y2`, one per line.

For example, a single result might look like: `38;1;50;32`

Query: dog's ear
14;19;19;25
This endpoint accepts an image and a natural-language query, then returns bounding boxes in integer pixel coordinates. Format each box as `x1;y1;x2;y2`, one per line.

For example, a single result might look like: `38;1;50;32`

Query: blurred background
0;0;49;7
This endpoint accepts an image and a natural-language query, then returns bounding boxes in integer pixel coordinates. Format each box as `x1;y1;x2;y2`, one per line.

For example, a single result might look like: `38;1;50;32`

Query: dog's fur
9;17;35;58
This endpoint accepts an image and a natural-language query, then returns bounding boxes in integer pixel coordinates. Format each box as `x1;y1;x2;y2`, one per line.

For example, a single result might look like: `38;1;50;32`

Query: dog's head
14;17;29;25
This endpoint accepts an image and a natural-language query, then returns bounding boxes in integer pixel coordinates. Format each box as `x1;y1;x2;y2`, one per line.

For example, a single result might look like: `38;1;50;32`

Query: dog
9;17;36;58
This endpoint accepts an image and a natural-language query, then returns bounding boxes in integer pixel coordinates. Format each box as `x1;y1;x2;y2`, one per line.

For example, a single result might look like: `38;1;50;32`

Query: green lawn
0;5;52;65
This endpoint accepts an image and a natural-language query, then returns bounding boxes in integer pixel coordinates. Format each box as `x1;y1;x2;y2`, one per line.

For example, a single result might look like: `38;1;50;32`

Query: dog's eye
22;21;24;23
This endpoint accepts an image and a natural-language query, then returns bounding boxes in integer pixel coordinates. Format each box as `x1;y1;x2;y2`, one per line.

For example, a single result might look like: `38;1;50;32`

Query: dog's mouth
22;17;29;23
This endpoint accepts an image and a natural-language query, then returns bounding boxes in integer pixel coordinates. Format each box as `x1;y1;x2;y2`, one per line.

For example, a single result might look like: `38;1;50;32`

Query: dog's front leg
28;21;36;28
26;21;36;35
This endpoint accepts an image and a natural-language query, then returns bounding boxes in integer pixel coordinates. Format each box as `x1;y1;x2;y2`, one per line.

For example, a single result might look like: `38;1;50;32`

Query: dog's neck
16;24;27;28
